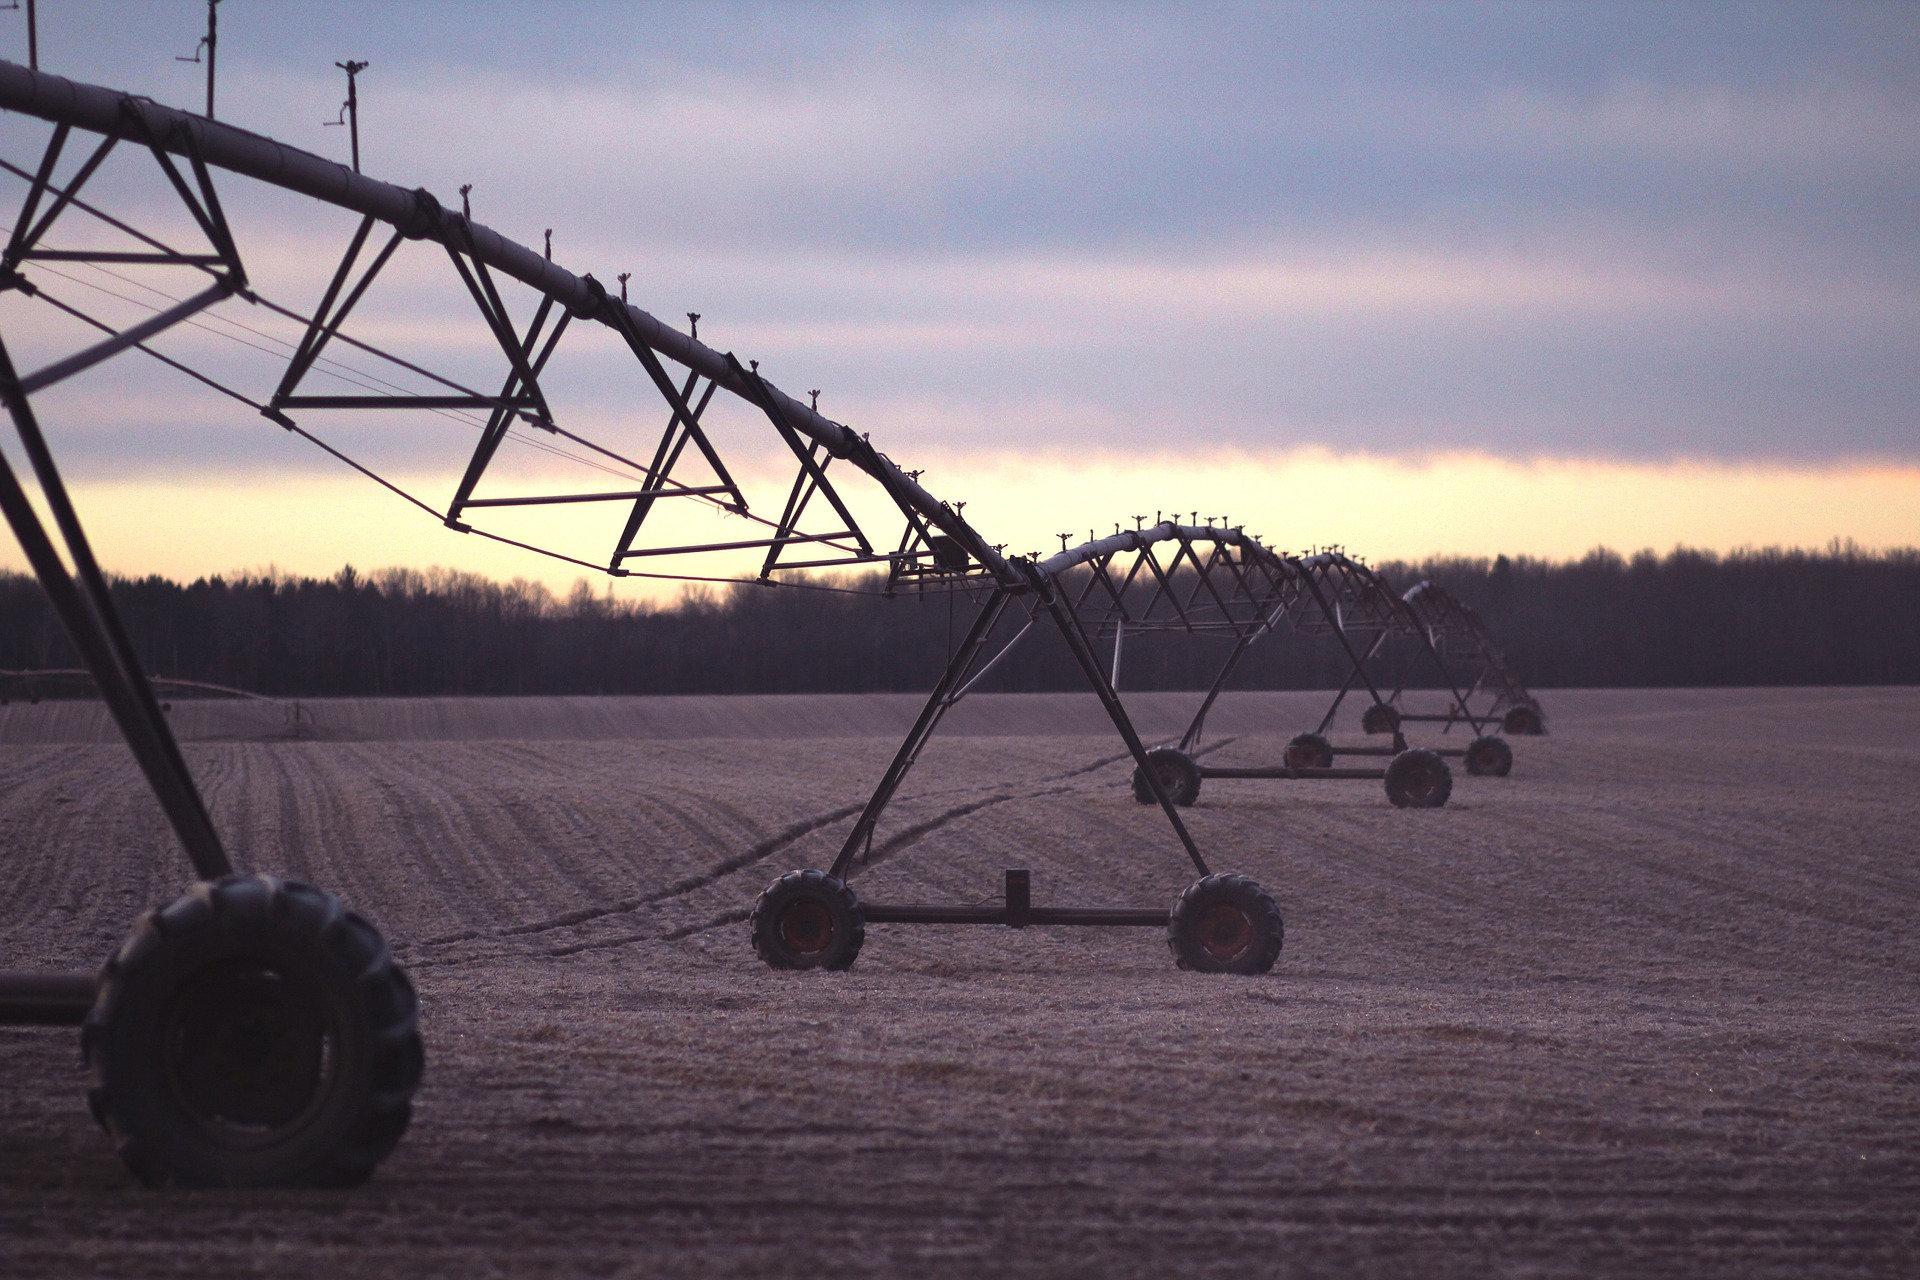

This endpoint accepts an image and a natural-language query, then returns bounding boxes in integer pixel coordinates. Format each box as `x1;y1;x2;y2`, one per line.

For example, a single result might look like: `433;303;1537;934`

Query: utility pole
327;60;369;172
175;0;220;119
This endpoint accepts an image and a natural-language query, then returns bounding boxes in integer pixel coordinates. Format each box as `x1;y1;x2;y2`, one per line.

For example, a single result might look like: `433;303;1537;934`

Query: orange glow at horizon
2;450;1917;605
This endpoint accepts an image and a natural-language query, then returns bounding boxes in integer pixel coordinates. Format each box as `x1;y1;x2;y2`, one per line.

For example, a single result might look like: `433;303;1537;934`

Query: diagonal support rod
829;589;1014;880
1028;563;1210;877
728;355;872;560
0;335;228;879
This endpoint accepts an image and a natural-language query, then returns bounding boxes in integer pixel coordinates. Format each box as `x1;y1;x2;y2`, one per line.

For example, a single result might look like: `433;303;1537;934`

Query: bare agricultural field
1;687;1917;1277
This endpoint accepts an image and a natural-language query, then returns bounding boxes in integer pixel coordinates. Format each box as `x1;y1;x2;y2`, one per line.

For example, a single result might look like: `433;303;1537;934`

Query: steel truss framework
1401;580;1547;735
1283;551;1498;755
1031;527;1502;803
0;59;1295;1027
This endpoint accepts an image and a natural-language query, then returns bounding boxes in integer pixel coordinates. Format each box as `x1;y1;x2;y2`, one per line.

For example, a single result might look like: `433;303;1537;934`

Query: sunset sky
0;1;1915;600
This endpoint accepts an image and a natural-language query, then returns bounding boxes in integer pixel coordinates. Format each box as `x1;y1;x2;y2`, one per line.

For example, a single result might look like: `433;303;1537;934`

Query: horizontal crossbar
860;902;1169;927
461;486;730;508
23;249;227;264
618;531;858;560
0;970;94;1026
279;395;536;410
767;552;896;571
1330;745;1466;758
1199;765;1387;780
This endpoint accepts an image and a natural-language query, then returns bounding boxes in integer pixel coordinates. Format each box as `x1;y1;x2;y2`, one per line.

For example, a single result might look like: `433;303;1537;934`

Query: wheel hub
1195;903;1253;963
777;898;835;955
164;961;330;1130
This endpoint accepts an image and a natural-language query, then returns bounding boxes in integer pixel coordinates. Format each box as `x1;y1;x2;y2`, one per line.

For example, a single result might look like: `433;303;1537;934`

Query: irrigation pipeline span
0;59;1014;583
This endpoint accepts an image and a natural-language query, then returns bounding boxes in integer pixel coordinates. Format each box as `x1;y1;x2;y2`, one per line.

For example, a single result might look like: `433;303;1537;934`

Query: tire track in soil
486;743;732;913
406;736;1201;956
380;728;1233;967
675;736;1244;948
638;783;1090;949
300;741;585;943
407;800;869;952
1008;789;1208;903
373;742;709;941
418;776;1101;962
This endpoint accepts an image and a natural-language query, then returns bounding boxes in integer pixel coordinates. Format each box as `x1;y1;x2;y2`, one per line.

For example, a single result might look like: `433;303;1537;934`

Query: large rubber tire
1464;735;1514;777
82;875;423;1189
1130;746;1202;807
1502;705;1545;736
1361;703;1401;736
1384;748;1453;808
751;869;865;971
1285;732;1334;769
1167;874;1283;975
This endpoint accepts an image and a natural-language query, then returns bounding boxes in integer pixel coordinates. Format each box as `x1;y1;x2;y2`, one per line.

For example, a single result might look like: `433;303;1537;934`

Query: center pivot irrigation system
1400;580;1547;738
1044;533;1513;813
0;62;1539;1187
0;57;1320;1182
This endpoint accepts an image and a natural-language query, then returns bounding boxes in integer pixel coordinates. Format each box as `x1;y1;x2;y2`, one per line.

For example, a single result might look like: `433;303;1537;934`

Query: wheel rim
1195;903;1254;963
777;897;836;956
1410;763;1442;800
163;960;333;1134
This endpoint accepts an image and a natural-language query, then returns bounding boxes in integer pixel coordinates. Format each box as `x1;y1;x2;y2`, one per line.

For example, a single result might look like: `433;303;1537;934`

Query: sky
0;1;1915;598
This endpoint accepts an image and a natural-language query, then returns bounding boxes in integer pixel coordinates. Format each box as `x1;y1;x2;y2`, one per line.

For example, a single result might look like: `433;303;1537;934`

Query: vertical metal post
175;0;220;118
335;60;368;173
1004;869;1031;927
25;0;35;71
204;0;218;118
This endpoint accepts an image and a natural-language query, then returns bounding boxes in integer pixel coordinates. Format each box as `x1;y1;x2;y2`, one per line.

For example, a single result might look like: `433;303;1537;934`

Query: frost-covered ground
2;688;1916;1277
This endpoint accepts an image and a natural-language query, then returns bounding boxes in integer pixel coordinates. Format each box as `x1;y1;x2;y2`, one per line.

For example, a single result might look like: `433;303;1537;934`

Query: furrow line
409;800;868;949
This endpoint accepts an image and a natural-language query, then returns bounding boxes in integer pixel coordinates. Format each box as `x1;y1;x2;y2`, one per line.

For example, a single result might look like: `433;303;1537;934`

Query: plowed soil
1;688;1916;1277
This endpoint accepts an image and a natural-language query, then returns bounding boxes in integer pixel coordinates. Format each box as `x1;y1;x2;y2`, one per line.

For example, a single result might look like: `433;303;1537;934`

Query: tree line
1;543;1916;698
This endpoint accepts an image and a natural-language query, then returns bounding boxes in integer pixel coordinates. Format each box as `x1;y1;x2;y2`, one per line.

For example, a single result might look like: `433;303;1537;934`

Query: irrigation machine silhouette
0;62;1538;1186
